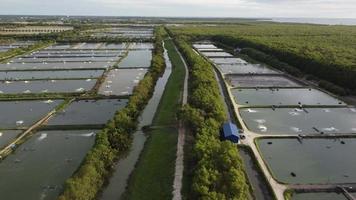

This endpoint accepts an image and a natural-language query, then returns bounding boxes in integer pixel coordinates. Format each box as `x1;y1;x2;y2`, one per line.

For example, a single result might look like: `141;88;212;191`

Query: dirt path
172;41;188;200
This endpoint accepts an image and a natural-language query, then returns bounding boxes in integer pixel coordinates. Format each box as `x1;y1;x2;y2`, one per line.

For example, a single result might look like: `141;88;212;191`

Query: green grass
153;39;186;126
122;39;186;200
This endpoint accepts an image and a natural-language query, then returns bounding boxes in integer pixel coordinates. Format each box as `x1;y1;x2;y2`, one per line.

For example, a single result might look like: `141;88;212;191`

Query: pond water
217;63;278;74
0;129;97;200
240;107;356;135
45;44;72;50
0;61;113;70
198;48;224;52
130;43;154;50
101;43;127;49
0;70;104;80
232;88;344;106
202;52;233;57
257;138;356;184
226;75;302;88
47;99;128;126
211;57;247;65
100;41;172;200
35;50;122;55
0;100;62;129
291;192;348;200
0;130;22;149
118;50;152;68
193;44;218;49
13;56;119;63
0;79;96;94
239;148;274;200
99;68;147;96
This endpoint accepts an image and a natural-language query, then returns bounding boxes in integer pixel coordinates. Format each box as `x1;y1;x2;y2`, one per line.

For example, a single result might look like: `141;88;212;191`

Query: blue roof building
221;122;240;143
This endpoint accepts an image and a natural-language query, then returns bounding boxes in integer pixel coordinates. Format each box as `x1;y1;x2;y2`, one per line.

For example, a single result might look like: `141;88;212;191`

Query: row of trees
169;24;356;93
58;26;166;200
213;35;356;93
171;32;250;200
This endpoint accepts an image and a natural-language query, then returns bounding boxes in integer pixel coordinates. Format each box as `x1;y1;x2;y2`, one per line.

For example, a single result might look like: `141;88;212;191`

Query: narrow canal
100;42;172;200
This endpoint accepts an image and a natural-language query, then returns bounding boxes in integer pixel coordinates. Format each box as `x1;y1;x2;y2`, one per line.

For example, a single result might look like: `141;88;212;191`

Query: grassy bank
122;39;186;200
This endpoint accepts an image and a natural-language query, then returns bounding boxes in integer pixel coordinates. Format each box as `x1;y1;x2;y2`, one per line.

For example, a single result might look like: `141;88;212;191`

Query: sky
1;0;356;18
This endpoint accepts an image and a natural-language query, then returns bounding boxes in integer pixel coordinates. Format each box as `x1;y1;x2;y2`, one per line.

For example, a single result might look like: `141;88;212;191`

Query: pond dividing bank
193;41;356;199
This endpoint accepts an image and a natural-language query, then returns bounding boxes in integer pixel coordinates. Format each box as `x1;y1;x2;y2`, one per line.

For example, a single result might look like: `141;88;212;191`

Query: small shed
221;122;240;143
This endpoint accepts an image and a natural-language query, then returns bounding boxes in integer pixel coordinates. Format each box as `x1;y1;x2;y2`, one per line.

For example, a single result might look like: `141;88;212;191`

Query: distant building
221;122;240;143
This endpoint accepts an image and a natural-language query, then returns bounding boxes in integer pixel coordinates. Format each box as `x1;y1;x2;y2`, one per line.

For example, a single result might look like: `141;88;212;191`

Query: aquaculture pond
99;68;147;96
130;43;154;49
31;51;122;57
0;129;97;200
118;50;152;68
210;57;248;65
193;44;218;49
45;44;72;50
0;79;96;94
232;88;344;106
217;63;278;74
100;43;127;49
0;69;104;80
47;99;128;126
257;138;356;184
291;192;348;200
13;56;118;63
198;48;224;52
240;107;356;135
202;51;233;57
0;100;62;129
0;61;113;70
226;75;303;88
0;130;22;149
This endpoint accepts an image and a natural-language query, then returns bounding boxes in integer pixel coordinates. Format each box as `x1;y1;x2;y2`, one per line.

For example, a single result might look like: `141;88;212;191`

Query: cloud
0;0;356;18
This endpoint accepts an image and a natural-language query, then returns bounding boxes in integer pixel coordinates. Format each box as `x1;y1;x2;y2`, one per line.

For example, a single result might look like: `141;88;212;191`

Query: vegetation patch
171;32;250;200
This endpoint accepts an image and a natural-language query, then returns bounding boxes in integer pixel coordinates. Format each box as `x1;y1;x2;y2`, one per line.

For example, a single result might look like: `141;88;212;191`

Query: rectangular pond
217;63;278;74
47;98;128;126
35;50;122;55
0;100;62;129
130;43;154;50
193;44;218;49
100;43;127;49
0;70;104;80
257;138;356;184
231;88;345;106
0;79;96;94
45;44;72;50
202;52;233;57
13;56;119;63
198;48;224;52
240;107;356;135
118;50;152;68
210;57;247;65
0;129;97;200
0;61;113;70
99;68;147;96
291;192;348;200
0;130;22;149
226;75;303;88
